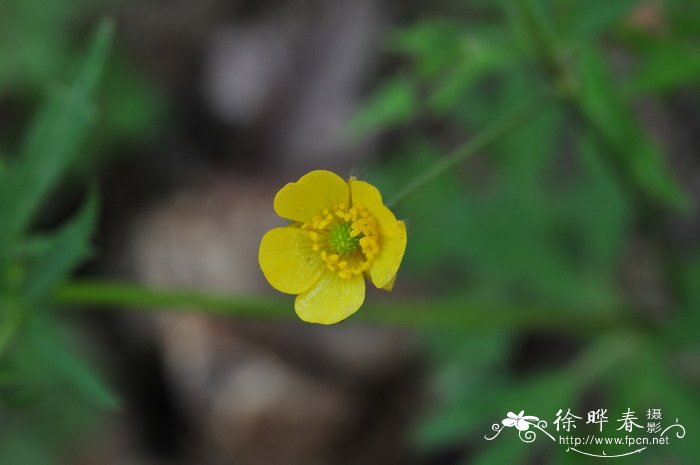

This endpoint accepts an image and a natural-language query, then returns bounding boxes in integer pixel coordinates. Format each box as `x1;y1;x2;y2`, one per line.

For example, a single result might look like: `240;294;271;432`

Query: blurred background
0;0;699;464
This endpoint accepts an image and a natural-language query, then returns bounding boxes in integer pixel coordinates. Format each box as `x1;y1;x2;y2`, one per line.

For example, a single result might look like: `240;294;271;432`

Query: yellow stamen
304;202;381;279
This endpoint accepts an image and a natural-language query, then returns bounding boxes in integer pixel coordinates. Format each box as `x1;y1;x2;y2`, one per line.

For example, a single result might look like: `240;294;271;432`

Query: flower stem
55;279;627;333
387;95;552;207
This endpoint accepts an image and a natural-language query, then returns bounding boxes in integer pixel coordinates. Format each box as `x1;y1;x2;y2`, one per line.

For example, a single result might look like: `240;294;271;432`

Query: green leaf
661;251;700;348
415;330;512;448
608;342;700;464
562;0;641;44
0;298;28;358
577;46;687;210
389;20;468;78
0;20;113;266
501;0;559;58
0;369;24;387
428;30;519;114
350;78;417;136
465;373;575;465
21;315;119;409
23;190;98;301
0;315;114;465
0;0;87;91
628;38;700;95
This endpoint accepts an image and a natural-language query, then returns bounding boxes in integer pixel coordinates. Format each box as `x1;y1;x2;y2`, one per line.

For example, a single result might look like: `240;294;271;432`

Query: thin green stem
55;280;628;334
56;280;285;318
387;95;552;207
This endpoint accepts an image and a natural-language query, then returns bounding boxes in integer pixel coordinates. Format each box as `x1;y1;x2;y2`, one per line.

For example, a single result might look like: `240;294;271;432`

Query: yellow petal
380;273;397;292
259;227;324;294
349;179;403;237
349;180;407;288
295;272;365;324
370;220;407;288
274;170;349;223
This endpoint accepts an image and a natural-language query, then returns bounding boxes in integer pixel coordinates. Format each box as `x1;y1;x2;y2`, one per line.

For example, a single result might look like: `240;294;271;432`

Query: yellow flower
259;170;407;324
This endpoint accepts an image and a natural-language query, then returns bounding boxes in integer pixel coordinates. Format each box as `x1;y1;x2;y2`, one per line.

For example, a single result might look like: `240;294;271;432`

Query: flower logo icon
502;411;540;431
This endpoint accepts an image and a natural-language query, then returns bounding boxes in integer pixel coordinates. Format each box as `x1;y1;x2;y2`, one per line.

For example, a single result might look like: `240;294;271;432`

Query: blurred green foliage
0;12;162;461
0;21;117;465
356;0;699;463
0;0;698;464
0;0;163;171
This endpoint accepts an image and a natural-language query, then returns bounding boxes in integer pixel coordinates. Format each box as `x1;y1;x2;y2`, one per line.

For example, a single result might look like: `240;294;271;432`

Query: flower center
301;202;380;280
328;222;361;254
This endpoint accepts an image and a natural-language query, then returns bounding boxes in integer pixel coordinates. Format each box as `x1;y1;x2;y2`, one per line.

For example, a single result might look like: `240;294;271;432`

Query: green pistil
328;222;361;254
